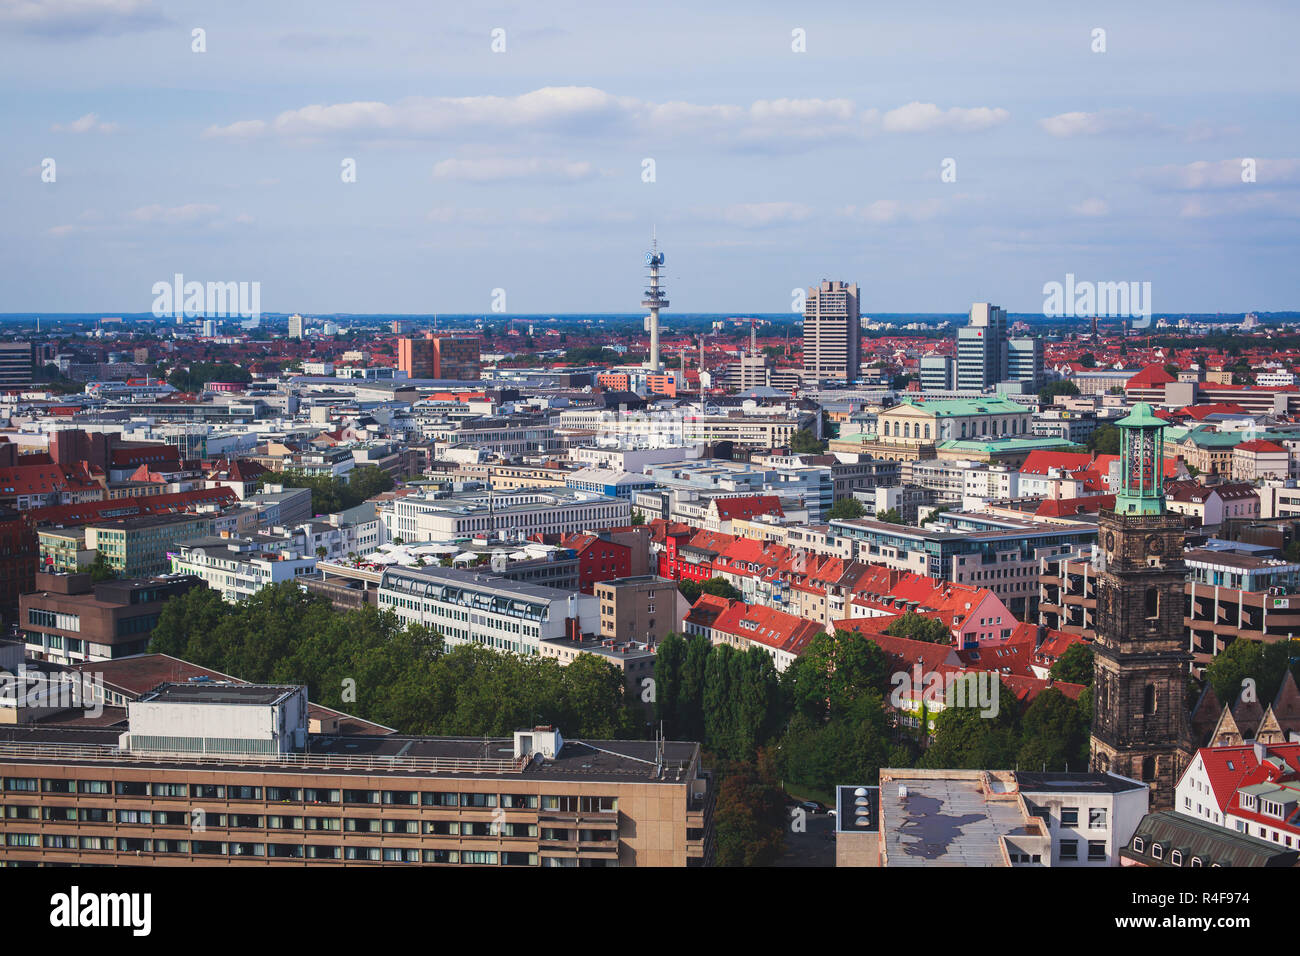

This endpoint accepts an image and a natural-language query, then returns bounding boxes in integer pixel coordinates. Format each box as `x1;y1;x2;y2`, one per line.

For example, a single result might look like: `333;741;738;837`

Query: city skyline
3;1;1299;315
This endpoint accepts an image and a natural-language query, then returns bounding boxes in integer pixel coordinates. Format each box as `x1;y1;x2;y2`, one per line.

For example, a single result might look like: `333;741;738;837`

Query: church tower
1090;403;1193;808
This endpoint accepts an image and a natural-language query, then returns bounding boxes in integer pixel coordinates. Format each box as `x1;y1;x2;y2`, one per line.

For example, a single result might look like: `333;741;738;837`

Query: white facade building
378;565;598;656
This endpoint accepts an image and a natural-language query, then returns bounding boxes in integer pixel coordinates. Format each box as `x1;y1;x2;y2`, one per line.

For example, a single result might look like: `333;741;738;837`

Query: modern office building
18;571;203;664
0;341;34;389
378;564;599;655
803;280;861;382
380;489;629;544
1007;337;1044;390
84;513;214;578
0;690;713;866
956;303;1008;391
287;314;305;340
398;335;481;381
919;355;956;392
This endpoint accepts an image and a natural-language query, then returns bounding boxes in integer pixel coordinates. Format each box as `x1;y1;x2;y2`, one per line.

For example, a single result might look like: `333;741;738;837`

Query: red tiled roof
1036;494;1115;517
712;495;784;521
1236;439;1286;453
1019;450;1093;476
1127;364;1176;389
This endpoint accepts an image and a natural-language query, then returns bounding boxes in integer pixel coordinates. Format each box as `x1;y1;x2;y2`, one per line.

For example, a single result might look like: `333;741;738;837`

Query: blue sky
2;0;1298;315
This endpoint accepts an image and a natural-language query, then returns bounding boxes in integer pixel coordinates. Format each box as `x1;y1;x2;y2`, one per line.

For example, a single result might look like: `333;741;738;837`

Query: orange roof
1020;450;1093;476
1126;364;1176;389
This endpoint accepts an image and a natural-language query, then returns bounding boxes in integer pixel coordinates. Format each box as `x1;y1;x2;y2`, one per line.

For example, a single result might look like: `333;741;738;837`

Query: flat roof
0;727;699;783
881;774;1031;866
141;682;299;706
1015;771;1147;794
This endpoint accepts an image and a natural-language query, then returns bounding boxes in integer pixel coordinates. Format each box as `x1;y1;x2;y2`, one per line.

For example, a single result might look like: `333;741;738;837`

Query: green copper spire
1114;402;1166;516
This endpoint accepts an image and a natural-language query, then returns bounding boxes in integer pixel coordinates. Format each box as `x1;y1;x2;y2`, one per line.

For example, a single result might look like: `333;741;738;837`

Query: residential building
169;533;317;602
594;575;689;645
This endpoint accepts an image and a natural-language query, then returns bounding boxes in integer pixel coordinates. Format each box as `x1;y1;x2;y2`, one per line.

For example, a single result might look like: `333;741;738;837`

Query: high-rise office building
0;342;34;390
288;314;305;340
1008;337;1044;390
956;303;1008;391
398;335;482;381
802;280;860;383
919;355;955;392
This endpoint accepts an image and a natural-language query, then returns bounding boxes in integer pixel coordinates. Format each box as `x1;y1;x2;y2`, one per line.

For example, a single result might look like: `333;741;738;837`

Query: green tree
919;681;1022;770
630;510;646;526
1016;688;1089;772
875;508;904;525
826;497;866;521
713;764;787;867
1039;380;1080;404
87;553;118;583
789;429;827;455
1050;642;1095;687
884;611;951;645
1088;424;1121;455
1205;637;1300;707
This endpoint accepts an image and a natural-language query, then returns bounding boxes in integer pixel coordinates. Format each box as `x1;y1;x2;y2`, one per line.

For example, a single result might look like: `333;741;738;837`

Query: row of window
3;779;617;813
6;834;542;864
1130;837;1218;866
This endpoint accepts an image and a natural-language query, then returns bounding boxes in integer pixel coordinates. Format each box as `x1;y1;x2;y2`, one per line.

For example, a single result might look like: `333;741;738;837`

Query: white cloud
1070;198;1110;217
840;198;949;224
1140;158;1300;191
1039;108;1161;138
0;0;167;37
431;157;597;183
51;112;117;133
881;102;1010;133
717;202;814;227
203;87;1010;151
129;203;220;224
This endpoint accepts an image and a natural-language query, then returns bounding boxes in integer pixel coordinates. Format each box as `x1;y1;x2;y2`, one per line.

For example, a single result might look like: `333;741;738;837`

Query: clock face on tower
1105;531;1115;551
1146;534;1163;556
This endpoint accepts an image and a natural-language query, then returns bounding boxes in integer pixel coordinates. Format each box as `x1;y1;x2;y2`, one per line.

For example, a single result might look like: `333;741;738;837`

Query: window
1059;840;1078;861
1170;850;1183;866
1089;807;1108;830
1088;841;1107;861
1060;807;1079;827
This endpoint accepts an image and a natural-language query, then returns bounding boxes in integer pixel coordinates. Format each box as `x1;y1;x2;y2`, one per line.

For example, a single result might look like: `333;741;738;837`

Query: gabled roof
1126;364;1176;389
711;495;784;521
1235;439;1286;453
1019;450;1093;476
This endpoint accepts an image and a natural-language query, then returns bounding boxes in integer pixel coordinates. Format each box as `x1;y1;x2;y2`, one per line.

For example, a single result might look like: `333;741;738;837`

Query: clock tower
1089;403;1193;809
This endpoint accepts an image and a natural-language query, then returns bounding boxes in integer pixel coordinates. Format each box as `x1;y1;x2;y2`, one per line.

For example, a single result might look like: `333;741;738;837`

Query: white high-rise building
288;314;305;340
802;280;861;383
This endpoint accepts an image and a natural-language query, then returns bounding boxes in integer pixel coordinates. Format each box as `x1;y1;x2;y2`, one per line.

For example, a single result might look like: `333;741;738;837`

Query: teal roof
891;396;1025;417
937;436;1080;453
1166;426;1245;449
1116;402;1166;428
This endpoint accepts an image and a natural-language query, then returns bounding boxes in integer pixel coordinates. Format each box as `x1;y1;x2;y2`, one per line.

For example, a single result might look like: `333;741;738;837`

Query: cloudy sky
3;0;1298;315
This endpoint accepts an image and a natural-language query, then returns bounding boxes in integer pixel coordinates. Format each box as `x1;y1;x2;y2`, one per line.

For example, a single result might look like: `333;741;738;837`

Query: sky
2;0;1298;316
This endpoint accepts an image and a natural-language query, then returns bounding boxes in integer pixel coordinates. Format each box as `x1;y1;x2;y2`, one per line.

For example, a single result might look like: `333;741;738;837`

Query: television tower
641;231;668;373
